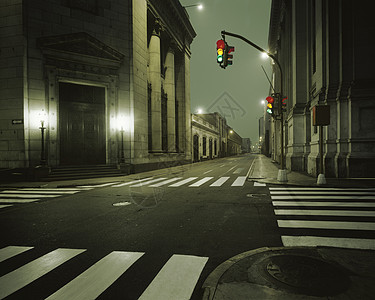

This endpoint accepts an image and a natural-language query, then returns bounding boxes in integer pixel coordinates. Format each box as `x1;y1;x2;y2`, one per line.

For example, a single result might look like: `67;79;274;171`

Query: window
148;83;152;151
202;137;207;156
161;87;168;152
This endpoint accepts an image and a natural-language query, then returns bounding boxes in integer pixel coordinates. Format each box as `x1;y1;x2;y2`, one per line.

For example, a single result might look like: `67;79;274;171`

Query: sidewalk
202;154;375;300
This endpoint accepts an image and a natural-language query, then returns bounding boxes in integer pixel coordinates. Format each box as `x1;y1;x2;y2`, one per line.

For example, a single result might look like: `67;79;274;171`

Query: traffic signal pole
221;30;287;182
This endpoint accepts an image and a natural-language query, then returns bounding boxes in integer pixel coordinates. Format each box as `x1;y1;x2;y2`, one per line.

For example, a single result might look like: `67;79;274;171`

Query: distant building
191;112;242;161
267;0;375;177
0;0;196;176
242;138;251;153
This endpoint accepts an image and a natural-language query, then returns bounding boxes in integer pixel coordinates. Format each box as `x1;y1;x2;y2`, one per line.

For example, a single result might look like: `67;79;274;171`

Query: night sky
180;0;272;146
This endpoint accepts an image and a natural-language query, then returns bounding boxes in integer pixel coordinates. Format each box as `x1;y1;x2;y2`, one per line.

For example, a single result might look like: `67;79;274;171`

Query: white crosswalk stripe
112;176;249;188
0;246;208;299
270;187;375;250
0;187;93;209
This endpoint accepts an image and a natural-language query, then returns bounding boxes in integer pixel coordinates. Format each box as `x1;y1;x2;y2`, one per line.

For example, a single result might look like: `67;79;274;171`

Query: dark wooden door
59;83;105;165
193;135;199;162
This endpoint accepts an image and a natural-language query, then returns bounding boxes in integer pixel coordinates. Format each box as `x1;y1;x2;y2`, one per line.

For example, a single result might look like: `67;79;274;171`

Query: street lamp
39;109;47;166
184;3;203;10
117;114;131;168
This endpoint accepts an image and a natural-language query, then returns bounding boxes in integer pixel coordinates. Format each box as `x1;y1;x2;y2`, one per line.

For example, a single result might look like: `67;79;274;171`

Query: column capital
167;40;178;54
152;19;163;37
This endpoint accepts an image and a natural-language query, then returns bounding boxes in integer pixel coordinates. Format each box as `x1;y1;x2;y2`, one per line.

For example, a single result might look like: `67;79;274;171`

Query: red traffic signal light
266;96;274;115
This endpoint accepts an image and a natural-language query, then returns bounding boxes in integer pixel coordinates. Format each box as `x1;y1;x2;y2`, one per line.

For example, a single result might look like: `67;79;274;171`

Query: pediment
37;32;124;64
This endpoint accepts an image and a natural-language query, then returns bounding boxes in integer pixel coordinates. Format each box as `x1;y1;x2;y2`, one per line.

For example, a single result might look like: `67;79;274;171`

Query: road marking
270;191;375;195
233;168;244;174
277;220;375;231
210;177;230;187
272;201;375;207
227;166;236;172
0;194;59;198
0;205;12;209
138;254;208;300
271;195;375;200
254;182;266;186
2;190;79;194
189;177;214;187
0;248;86;299
203;170;213;174
20;188;91;191
169;177;198;187
78;182;119;188
111;178;154;187
274;209;375;217
281;236;375;250
269;187;375;191
220;164;226;167
0;199;39;203
149;178;182;187
0;246;34;263
46;251;144;300
231;176;247;187
130;178;167;187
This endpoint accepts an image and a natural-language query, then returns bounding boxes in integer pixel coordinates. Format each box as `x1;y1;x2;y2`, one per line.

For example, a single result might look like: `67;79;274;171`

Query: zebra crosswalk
270;187;375;250
112;176;249;188
0;245;208;300
0;187;92;209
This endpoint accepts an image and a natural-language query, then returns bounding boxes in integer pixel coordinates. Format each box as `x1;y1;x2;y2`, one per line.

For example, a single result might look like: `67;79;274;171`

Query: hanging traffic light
216;39;225;66
266;96;274;115
223;42;234;68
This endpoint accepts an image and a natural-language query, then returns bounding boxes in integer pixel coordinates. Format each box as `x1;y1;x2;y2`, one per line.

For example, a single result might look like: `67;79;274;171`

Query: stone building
267;0;375;177
0;0;195;177
191;112;242;162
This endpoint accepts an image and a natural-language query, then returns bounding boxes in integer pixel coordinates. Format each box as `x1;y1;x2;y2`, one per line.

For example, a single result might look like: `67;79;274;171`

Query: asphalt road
0;154;282;299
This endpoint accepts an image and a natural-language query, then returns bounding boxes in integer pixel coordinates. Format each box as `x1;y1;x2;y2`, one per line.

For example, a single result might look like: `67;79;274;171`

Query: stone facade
0;0;196;174
191;112;242;162
266;0;375;178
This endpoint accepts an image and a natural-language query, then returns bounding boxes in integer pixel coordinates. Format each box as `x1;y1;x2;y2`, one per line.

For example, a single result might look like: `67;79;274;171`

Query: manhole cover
261;255;350;296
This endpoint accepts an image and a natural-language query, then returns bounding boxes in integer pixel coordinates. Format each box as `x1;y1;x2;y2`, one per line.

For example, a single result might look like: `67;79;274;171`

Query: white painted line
0;199;39;203
220;164;226;167
0;205;13;209
46;251;144;300
0;194;59;198
130;178;167;187
210;177;230;187
246;157;257;178
231;176;247;187
227;166;236;172
203;170;213;174
169;177;198;187
138;254;208;300
254;182;266;187
271;195;375;200
277;220;375;231
274;209;375;217
0;248;86;299
2;190;79;194
20;188;89;191
78;182;119;188
233;168;244;174
189;177;214;187
0;246;34;263
272;201;375;207
111;178;154;187
269;187;375;191
149;178;182;187
281;236;375;250
270;191;375;195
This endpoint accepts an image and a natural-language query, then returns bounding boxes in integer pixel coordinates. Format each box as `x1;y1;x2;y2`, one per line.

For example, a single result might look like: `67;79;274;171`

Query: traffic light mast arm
221;30;283;98
221;30;286;172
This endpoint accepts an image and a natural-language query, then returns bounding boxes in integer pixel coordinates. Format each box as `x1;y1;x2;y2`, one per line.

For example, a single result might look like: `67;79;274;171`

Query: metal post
120;128;125;164
220;30;287;181
40;120;46;166
317;125;326;185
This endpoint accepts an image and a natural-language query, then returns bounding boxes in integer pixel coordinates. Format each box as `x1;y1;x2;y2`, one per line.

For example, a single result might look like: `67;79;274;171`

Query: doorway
59;82;106;165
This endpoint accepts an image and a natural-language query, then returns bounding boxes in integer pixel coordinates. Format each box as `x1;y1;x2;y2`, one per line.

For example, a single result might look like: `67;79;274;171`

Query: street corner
201;246;370;300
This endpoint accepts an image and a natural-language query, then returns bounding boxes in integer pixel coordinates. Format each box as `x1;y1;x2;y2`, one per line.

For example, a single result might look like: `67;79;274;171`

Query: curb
202;247;286;300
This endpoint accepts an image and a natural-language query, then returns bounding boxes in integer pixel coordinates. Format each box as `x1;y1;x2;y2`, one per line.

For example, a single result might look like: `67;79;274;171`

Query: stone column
183;50;192;160
148;20;162;152
164;44;176;152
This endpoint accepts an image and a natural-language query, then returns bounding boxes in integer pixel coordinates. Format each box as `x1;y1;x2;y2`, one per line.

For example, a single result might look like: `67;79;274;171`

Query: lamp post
118;114;131;172
39;110;47;166
183;3;203;10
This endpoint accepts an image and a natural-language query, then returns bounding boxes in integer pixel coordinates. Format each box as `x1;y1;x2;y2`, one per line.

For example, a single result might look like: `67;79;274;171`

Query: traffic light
216;39;225;66
266;96;274;115
223;43;234;67
282;97;287;111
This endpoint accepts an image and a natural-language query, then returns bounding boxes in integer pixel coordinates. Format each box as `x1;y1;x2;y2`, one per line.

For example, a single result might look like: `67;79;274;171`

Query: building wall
0;0;196;175
267;0;375;178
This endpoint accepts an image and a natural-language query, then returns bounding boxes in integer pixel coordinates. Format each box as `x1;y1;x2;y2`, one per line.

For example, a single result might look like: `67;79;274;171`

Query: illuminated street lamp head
229;130;233;134
261;51;269;59
197;4;203;10
197;108;203;114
